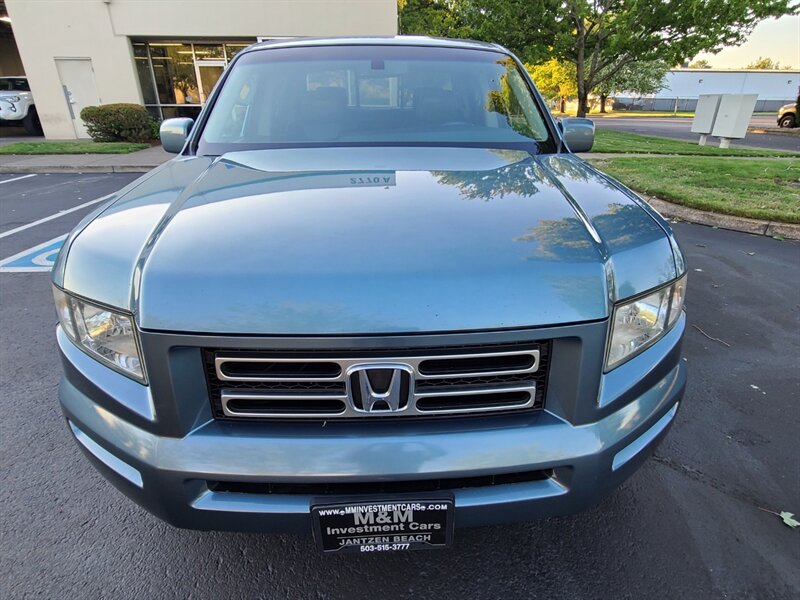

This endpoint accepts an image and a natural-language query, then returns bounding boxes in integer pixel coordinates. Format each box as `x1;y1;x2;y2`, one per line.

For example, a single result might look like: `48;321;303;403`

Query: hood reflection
433;158;546;201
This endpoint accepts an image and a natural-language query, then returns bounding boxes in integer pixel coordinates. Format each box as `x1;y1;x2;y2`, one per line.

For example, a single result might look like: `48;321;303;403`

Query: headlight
606;274;687;371
2;95;21;103
53;286;145;382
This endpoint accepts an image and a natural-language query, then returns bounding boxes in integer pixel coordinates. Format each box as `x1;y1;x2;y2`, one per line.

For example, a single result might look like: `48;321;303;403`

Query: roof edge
243;35;508;54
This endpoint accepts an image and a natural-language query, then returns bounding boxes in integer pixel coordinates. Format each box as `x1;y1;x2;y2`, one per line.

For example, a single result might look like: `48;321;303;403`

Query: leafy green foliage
398;0;561;64
596;61;670;97
688;59;713;68
526;60;577;103
398;0;796;116
550;0;795;115
459;0;562;65
746;56;791;69
397;0;473;39
80;103;157;143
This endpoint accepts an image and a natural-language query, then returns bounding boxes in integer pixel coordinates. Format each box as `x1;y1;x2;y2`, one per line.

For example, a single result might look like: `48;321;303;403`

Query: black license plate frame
312;497;454;554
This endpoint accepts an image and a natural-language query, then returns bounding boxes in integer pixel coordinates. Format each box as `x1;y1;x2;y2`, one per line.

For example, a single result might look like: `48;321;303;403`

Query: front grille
203;341;549;420
207;469;553;496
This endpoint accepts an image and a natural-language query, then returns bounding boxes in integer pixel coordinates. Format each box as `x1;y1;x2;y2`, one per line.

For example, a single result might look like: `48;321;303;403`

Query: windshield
197;45;554;154
0;78;30;92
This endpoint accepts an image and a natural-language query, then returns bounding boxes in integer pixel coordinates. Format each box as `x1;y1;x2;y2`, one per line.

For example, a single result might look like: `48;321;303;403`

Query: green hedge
80;103;157;143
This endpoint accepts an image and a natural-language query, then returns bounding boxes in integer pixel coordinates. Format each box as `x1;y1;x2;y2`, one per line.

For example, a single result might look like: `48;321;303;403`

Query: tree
459;0;563;65
746;56;786;69
595;60;670;113
397;0;473;38
398;1;796;117
689;59;713;69
548;1;795;116
526;59;577;113
398;0;560;65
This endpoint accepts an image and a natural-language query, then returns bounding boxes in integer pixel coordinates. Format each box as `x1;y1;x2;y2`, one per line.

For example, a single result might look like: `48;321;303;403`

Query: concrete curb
0;165;153;174
645;196;800;240
748;126;800;137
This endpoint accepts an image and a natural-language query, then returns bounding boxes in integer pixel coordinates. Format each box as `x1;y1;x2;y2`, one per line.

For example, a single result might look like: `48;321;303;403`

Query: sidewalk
0;144;171;173
3;145;797;174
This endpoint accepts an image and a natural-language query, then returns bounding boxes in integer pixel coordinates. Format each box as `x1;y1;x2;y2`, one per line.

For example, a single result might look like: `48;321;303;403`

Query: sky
693;14;800;69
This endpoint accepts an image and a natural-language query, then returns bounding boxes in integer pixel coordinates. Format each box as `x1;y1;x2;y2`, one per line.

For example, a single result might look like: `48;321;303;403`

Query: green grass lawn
592;129;798;157
595;156;800;223
0;141;150;155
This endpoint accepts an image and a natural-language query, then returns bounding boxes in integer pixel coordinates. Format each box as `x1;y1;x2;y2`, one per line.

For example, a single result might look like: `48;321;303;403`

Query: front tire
778;113;796;129
22;106;43;135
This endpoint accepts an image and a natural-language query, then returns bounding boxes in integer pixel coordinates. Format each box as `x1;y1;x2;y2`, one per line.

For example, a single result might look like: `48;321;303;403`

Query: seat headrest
413;87;458;124
301;87;347;120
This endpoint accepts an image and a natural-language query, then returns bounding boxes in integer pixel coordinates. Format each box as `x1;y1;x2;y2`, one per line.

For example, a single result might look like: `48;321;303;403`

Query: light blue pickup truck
53;37;687;553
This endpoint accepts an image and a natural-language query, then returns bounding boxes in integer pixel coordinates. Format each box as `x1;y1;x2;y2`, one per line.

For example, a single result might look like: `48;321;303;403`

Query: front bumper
0;104;24;122
58;316;686;533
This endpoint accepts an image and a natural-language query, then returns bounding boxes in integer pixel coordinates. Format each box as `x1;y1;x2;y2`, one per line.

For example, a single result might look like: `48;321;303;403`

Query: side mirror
160;118;194;154
560;117;595;153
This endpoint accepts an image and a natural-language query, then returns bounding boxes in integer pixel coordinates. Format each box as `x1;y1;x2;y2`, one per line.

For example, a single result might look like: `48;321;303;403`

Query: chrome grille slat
413;383;535;397
206;344;548;419
221;391;349;418
214;349;539;383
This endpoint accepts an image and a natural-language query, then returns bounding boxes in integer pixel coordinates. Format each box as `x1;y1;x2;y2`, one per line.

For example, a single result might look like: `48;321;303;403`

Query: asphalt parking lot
1;173;798;599
594;114;800;152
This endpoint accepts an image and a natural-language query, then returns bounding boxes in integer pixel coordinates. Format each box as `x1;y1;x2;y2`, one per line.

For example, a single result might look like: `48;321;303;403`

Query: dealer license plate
312;499;454;553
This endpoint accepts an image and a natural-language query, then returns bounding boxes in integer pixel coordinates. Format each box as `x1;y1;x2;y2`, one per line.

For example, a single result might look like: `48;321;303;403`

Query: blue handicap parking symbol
0;235;67;272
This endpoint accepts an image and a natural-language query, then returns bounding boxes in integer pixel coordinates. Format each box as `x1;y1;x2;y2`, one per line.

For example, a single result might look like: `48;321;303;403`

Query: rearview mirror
160;118;194;154
560;117;595;153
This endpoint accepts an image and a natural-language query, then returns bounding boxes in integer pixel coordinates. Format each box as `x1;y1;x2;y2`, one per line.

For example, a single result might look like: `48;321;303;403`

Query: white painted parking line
0;174;37;185
0;193;112;239
0;234;67;273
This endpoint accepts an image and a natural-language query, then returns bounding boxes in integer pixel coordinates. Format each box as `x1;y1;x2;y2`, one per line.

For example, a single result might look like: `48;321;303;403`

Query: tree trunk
575;16;587;117
599;94;607;113
559;97;566;113
576;91;589;117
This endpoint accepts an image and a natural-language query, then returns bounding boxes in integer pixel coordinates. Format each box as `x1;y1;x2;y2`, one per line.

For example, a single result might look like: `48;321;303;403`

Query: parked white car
0;76;42;135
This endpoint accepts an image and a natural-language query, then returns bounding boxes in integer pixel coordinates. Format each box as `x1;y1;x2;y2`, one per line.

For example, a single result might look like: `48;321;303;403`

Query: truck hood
59;147;677;334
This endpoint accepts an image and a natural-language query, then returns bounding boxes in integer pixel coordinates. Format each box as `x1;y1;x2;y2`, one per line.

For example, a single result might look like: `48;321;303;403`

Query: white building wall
6;0;398;139
106;0;396;38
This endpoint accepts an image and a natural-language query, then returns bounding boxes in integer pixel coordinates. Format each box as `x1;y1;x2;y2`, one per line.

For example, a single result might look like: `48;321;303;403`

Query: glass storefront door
196;61;226;104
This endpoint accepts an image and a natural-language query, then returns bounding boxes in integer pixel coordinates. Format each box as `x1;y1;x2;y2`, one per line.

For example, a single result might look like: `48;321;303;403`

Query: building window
132;44;157;105
225;44;250;60
132;40;255;121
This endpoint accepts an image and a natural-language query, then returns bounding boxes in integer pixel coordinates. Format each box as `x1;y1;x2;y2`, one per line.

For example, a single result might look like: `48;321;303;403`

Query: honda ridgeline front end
53;37;687;553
